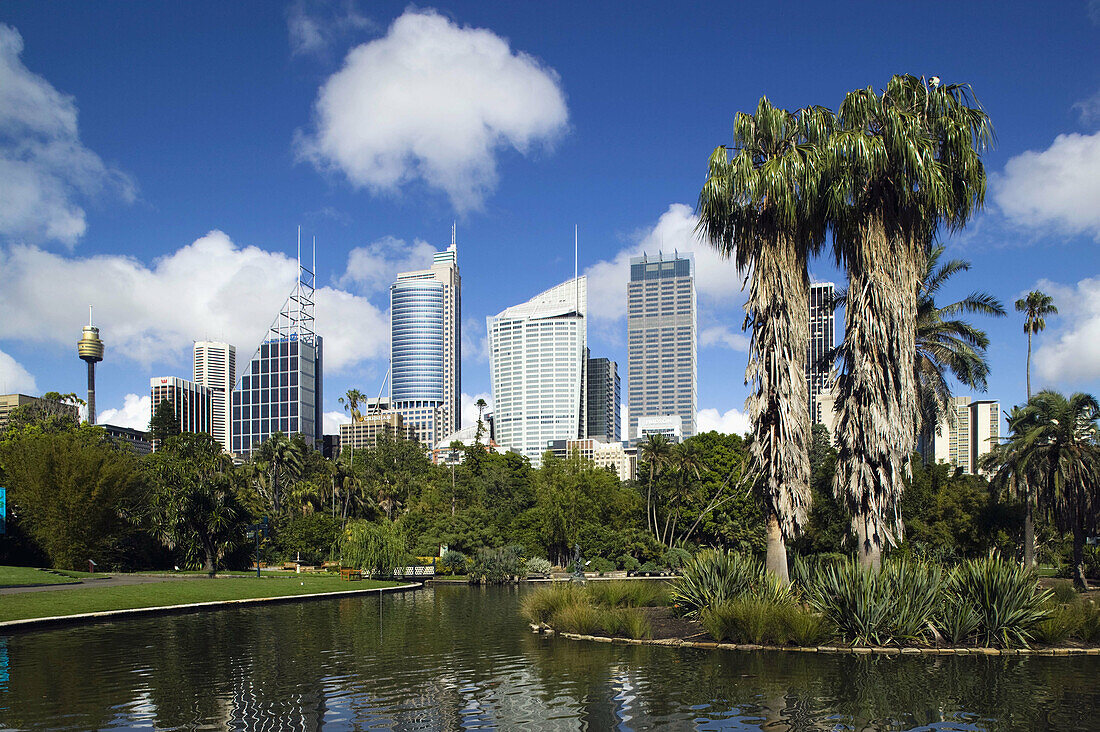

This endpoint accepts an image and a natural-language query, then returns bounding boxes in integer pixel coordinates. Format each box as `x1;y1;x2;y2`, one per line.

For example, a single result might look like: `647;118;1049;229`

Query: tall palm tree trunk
745;235;811;583
1023;502;1036;568
1025;332;1032;401
834;220;924;570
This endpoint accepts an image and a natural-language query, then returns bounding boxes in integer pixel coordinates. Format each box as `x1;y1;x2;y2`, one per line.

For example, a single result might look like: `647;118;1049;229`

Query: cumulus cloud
297;9;569;211
323;409;351;435
584;203;748;323
992;131;1100;239
97;393;151;430
700;325;749;351
462;316;489;363
696;406;751;436
287;0;375;58
1073;90;1100;128
0;24;134;246
461;391;493;428
337;235;436;293
0;231;388;373
1034;276;1100;385
0;347;36;393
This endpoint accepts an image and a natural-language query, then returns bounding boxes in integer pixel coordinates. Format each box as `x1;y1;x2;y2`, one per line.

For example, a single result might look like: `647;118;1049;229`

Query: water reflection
0;585;1096;730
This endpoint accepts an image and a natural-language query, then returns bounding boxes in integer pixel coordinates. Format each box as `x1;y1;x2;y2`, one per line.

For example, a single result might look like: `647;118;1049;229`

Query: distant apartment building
431;423;504;465
627;252;696;440
488;276;587;465
102;424;152;455
919;396;1002;476
586;355;620;442
566;437;637;481
339;411;418;452
193;341;235;454
636;414;684;444
150;376;211;450
807;282;836;425
391;243;460;447
0;393;80;431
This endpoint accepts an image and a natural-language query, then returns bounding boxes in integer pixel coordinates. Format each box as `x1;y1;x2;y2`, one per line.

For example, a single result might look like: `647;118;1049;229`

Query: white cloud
323;409;351;435
462;316;489;363
0;347;36;393
461;391;493;429
287;0;375;58
1090;0;1100;25
0;231;389;373
1034;276;1100;385
0;24;134;246
696;406;751;436
584;203;748;323
1073;90;1100;128
97;393;150;430
337;235;436;293
700;324;749;351
992;131;1100;239
297;9;569;211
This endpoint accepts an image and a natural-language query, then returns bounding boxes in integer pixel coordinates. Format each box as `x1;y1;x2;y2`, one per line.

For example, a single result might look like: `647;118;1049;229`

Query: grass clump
1051;579;1078;604
597;607;652;639
551;601;602;634
700;598;831;646
520;583;582;624
669;550;762;617
585;580;667;608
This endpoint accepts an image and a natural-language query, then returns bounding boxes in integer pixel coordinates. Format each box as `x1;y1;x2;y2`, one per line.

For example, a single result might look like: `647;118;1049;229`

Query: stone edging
556;632;1100;656
0;582;422;633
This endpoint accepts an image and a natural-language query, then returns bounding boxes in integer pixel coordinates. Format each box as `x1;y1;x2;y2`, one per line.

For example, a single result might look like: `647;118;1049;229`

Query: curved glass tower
391;280;445;402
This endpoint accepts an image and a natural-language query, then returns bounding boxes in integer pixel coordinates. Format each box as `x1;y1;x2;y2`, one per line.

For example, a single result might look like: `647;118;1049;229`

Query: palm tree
915;245;1006;442
697;97;833;581
981;405;1042;567
987;391;1100;588
252;431;304;515
638;433;674;537
474;398;488;444
1015;291;1057;400
661;442;706;546
825;75;993;569
339;388;366;469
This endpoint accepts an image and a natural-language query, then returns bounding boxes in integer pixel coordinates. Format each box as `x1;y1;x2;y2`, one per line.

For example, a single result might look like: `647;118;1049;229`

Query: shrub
700;598;828;645
669;550;762;617
526;557;552;575
471;545;525;584
804;560;896;646
441;550;468;575
1032;604;1079;645
936;595;981;645
590;557;616;574
1074;601;1100;643
1051;579;1078;604
881;558;943;641
618;555;641;572
662;547;692;570
948;556;1051;648
521;583;583;624
638;561;659;574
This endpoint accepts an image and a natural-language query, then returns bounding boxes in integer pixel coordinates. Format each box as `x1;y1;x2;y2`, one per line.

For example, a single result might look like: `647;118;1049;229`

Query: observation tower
77;306;104;424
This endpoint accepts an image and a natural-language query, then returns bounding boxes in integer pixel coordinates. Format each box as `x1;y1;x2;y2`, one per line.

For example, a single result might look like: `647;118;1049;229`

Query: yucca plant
948;556;1052;647
881;558;943;642
669;549;762;617
936;594;981;645
805;560;894;645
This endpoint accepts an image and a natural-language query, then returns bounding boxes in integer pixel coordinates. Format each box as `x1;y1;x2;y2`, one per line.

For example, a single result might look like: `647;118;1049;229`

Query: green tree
0;427;147;569
793;424;849;555
698;98;832;582
827;75;992;569
150;398;180;446
251;431;304;515
338;388;365;467
982;405;1042;567
1015;290;1058;401
474;398;488;444
637;434;674;537
149;433;248;575
341;519;405;576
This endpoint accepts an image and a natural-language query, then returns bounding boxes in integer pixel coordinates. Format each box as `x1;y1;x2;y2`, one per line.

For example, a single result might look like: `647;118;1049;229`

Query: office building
0;393;80;431
432;423;504;465
231;251;323;456
194;341;235;454
566;437;637;481
488;276;587;465
339;411;417;452
637;414;683;443
586;355;620;442
627;252;696;440
920;396;1002;476
807;282;836;425
391;241;460;447
102;424;152;455
150;376;211;450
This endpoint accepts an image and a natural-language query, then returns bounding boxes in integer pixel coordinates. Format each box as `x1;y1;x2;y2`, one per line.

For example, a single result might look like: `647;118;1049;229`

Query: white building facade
488;277;587;466
193;341;235;454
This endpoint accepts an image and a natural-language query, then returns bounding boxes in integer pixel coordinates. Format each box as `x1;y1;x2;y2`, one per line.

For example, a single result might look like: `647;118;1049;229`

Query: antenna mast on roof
574;224;579;314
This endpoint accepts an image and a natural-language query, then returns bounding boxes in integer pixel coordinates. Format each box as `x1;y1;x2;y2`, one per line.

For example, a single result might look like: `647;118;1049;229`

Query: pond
0;584;1097;730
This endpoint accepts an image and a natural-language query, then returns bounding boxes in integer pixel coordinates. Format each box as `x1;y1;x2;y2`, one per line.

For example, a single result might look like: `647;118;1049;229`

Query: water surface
1;584;1096;730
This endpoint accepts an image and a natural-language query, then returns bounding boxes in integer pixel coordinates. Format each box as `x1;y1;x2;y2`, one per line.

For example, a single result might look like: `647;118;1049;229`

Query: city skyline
0;3;1097;441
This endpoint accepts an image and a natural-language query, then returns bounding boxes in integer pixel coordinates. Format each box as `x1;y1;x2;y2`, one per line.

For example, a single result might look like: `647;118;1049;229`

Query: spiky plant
698;98;834;582
825;75;993;568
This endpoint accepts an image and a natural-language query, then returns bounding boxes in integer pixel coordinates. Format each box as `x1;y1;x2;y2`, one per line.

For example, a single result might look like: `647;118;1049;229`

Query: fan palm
339;388;366;469
660;442;707;546
825;75;993;569
1015;291;1057;400
697;97;833;581
253;431;304;515
981;406;1042;567
638;433;674;536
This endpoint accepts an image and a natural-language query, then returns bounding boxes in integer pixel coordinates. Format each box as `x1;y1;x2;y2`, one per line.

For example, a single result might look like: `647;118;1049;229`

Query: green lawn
0;575;402;623
0;566;75;588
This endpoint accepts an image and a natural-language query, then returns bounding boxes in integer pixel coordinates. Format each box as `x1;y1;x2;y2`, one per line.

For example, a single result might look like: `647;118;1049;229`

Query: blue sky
0;1;1098;436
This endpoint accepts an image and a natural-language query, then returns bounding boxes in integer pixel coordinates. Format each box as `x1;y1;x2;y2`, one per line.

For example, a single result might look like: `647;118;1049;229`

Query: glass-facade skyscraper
807;282;835;425
488;276;586;465
627;252;696;440
391;243;460;447
586;355;620;442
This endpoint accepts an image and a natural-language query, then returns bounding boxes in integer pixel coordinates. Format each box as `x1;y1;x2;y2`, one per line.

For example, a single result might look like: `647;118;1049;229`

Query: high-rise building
807;282;836;425
627;252;696;440
586;355;620;442
194;341;235;454
488;276;587;465
231;246;323;456
637;414;683;443
150;376;211;450
920;396;1001;476
391;240;460;448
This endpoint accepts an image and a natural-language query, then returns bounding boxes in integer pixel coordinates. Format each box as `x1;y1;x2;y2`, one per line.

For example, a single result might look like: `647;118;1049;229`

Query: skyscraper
149;376;211;450
627;252;696;440
391;240;460;447
807;282;836;425
586;355;620;442
488;276;587;465
231;245;323;456
194;341;235;454
921;396;1001;476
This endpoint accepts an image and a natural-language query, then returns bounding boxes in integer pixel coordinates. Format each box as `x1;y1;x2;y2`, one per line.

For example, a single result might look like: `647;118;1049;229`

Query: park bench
340;568;362;581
